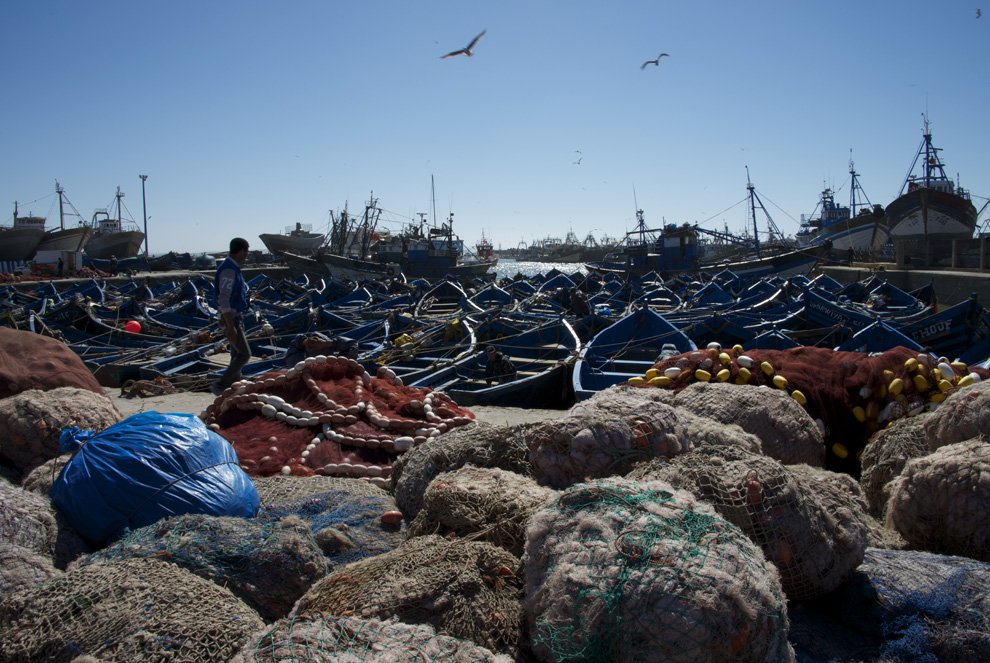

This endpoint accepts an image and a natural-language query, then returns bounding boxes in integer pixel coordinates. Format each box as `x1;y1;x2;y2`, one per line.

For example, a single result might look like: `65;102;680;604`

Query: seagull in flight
977;8;982;17
441;30;487;58
640;53;670;69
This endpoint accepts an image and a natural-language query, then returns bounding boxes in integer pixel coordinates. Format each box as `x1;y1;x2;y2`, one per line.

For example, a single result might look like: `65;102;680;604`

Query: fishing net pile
0;387;120;475
921;378;990;451
672;381;825;466
408;466;557;556
0;541;60;599
796;548;990;661
859;413;932;518
885;438;990;561
292;534;523;657
74;513;332;622
20;453;72;496
627;447;868;600
254;476;406;565
573;384;762;453
390;421;535;518
640;345;990;472
0;327;106;399
523;478;793;662
0;557;264;662
203;356;475;481
525;395;690;489
0;480;88;570
233;614;511;662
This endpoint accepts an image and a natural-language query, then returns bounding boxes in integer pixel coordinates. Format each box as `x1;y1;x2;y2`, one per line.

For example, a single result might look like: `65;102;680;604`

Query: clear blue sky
2;1;988;255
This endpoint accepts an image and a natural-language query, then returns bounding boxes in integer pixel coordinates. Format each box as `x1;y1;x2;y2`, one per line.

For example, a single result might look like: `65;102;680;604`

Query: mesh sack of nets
525;399;690;490
522;477;793;662
626;446;867;601
0;387;120;475
805;548;990;662
0;541;60;600
0;557;264;662
859;412;931;518
569;383;761;454
390;421;535;519
232;614;512;662
885;438;990;561
0;479;89;570
74;513;332;622
257;485;406;566
0;327;106;400
254;474;391;504
921;378;990;452
20;453;72;496
643;345;990;474
407;466;557;556
293;534;524;657
202;356;475;482
672;381;824;467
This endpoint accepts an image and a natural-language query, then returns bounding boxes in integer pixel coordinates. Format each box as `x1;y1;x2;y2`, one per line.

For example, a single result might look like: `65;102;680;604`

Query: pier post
951;240;960;269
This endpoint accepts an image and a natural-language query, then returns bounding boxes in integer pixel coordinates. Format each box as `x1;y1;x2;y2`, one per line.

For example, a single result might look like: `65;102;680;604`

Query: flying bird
977;8;982;17
640;53;670;69
440;30;487;58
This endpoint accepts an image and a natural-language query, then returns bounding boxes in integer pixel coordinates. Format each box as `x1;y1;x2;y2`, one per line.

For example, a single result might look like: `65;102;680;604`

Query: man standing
214;237;251;395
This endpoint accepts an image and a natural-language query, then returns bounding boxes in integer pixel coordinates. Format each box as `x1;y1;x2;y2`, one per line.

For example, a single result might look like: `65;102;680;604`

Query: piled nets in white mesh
0;387;120;474
523;477;793;662
886;438;990;561
74;513;332;622
0;480;88;569
860;413;931;518
571;384;761;453
20;453;72;496
0;541;60;599
407;466;557;556
390;421;535;518
921;379;990;451
0;557;264;662
627;447;867;600
293;534;523;657
673;382;825;466
526;395;689;489
254;475;406;565
232;614;512;662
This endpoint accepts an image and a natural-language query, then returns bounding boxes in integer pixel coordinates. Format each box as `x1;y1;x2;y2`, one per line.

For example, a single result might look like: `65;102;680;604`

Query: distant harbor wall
819;265;990;306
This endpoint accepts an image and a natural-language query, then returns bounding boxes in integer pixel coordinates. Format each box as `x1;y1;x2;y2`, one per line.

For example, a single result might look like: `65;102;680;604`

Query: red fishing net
203;355;475;483
640;345;990;474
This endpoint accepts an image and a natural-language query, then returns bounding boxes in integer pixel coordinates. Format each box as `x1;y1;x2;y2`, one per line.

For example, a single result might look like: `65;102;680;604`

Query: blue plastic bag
52;411;259;545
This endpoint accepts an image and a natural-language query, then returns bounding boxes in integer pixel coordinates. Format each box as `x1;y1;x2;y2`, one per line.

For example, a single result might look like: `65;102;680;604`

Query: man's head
486;345;496;356
229;237;250;263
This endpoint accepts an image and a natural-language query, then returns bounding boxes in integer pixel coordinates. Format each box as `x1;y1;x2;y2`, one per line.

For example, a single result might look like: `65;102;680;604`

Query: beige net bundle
74;513;332;622
571;384;762;453
390;421;535;518
673;382;825;466
0;387;120;475
254;475;406;567
0;557;264;662
526;400;690;490
407;466;557;556
523;477;793;662
886;438;990;561
921;379;990;452
859;412;932;518
0;541;60;599
627;447;866;601
21;453;73;496
0;327;107;400
0;479;88;569
293;534;524;657
232;614;512;662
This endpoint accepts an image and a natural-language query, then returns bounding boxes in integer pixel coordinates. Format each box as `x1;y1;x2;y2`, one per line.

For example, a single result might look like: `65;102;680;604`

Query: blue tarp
52;411;259;545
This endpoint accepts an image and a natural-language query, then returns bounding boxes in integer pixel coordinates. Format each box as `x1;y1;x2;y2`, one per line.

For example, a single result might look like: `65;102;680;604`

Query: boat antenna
431;174;437;229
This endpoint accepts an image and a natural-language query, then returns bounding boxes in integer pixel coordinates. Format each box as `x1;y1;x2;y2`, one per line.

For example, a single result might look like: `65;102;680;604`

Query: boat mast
746;166;761;258
115;187;124;224
56;181;65;230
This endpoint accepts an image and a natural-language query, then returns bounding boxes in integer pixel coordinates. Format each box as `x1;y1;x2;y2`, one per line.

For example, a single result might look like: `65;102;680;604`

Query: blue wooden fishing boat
834;320;925;353
409;317;580;407
360;317;476;384
573;306;696;401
